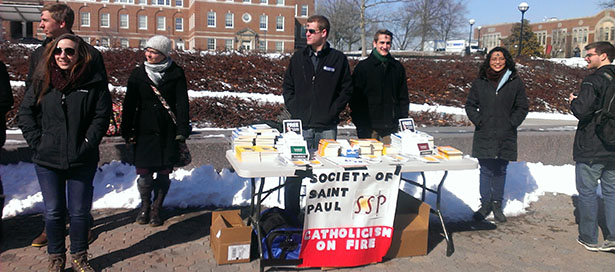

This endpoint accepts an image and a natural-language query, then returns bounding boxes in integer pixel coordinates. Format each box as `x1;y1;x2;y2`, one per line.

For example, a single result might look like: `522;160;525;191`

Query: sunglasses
306;28;321;34
53;47;76;57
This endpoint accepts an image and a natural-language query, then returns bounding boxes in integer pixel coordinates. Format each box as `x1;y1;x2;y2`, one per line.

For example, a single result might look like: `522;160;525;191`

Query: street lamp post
518;2;530;57
466;19;475;56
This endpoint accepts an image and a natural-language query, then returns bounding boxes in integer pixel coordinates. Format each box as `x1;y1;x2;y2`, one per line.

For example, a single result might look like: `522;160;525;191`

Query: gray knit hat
145;35;172;57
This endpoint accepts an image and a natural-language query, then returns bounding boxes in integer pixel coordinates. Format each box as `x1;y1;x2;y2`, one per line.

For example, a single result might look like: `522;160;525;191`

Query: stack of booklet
391;130;434;156
437;146;463;160
234;146;261;162
318;139;341;157
277;132;309;161
349;139;374;155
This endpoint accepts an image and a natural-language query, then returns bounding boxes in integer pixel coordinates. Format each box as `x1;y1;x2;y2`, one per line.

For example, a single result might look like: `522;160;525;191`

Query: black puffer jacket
465;70;529;161
282;43;353;129
18;69;112;169
0;61;14;147
570;64;615;163
121;62;190;168
350;51;409;130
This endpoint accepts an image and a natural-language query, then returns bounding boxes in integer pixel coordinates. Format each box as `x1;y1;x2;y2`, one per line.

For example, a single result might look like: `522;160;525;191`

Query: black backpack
257;207;303;260
596;71;615;149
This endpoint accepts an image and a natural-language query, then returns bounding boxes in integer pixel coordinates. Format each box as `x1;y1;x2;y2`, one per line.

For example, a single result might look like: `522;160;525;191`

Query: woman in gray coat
465;47;529;223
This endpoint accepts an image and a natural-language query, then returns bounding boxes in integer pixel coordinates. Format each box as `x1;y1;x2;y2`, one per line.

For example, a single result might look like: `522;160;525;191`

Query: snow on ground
547;57;588;68
1;158;579;223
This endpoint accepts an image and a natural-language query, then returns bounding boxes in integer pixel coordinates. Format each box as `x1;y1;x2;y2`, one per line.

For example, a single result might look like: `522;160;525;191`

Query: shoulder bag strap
150;85;177;125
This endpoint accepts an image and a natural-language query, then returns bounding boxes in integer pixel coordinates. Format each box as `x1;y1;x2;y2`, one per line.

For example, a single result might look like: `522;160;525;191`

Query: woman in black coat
465;47;529;223
18;33;111;271
121;35;190;227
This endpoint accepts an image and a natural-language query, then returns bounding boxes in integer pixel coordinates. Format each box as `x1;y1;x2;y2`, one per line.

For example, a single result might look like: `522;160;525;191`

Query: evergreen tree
501;19;544;57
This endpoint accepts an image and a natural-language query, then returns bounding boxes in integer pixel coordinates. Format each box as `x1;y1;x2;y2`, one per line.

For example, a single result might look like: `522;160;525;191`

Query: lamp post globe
467;19;475;56
517;2;530;56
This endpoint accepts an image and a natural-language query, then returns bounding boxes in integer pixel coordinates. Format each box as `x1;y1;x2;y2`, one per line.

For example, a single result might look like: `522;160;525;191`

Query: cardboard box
385;190;431;258
210;210;252;265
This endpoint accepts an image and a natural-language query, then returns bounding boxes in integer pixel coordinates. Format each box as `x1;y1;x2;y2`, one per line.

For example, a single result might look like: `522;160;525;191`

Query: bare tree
600;0;615;8
348;0;402;56
405;0;445;51
434;0;467;43
390;9;417;50
320;0;363;50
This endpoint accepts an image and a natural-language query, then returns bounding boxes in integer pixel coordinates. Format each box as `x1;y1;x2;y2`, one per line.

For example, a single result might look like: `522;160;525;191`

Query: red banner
300;226;394;267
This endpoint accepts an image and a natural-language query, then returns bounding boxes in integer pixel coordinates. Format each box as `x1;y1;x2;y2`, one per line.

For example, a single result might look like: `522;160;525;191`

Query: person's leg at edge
575;162;601;244
150;170;171;227
474;159;494;220
66;164;96;254
35;165;67;254
600;167;615;243
490;159;509;222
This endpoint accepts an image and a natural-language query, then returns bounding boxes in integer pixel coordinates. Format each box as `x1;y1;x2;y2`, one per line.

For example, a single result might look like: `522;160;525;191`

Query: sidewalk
2;194;614;271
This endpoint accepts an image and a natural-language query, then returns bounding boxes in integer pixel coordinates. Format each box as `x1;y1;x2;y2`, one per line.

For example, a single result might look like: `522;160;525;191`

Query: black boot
136;174;154;225
492;201;507;223
150;174;171;227
473;201;492;221
70;250;94;272
48;253;66;272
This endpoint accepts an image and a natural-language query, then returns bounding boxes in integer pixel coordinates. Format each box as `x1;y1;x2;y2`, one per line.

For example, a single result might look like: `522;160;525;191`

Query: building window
80;12;90;27
175;18;183;31
157;16;166;31
120;14;129;29
139;15;147;30
275;41;283;52
117;0;135;3
207;11;216;27
225;13;234;28
101;38;109;47
154;0;171;5
225;39;233;50
139;39;147;48
243;0;250;2
207;38;215;50
82;36;90;44
176;0;183;6
301;5;308;17
100;13;110;28
259;15;267;30
260;0;267;4
259;40;266;51
120;39;129;48
276;16;284;31
138;0;146;4
276;0;283;4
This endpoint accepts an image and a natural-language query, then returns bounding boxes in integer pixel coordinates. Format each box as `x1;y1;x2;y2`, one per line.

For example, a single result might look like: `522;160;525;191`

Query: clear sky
466;0;604;27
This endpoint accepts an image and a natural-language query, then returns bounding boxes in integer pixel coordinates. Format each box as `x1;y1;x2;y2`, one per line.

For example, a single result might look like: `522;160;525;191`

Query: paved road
2;194;614;271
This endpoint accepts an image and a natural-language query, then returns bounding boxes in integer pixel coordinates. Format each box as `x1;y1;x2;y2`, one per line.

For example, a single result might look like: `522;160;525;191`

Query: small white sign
228;244;250;261
398;118;415;132
283;119;303;135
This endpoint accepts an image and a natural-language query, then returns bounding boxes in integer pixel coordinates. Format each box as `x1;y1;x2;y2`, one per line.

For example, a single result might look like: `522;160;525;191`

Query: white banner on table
299;167;401;267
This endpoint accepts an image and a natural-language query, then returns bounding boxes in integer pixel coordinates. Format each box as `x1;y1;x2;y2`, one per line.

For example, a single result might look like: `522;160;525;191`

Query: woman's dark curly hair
479;46;516;78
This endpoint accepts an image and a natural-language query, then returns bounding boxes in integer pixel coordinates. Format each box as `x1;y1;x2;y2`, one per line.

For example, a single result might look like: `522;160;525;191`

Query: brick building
0;0;314;52
475;9;615;58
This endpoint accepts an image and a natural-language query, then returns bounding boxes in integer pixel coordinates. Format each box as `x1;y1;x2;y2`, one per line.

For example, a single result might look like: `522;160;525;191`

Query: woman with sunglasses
18;33;111;272
121;35;190;227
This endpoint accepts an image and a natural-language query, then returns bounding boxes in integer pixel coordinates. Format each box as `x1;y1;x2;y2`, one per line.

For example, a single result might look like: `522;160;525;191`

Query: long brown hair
33;33;92;104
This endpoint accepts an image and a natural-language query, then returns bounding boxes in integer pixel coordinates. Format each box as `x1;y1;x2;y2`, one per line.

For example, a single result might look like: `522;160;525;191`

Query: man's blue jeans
575;162;615;244
36;164;96;254
284;127;337;217
478;158;509;203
